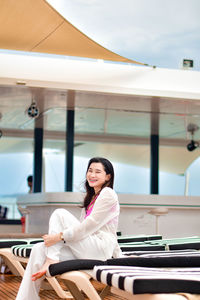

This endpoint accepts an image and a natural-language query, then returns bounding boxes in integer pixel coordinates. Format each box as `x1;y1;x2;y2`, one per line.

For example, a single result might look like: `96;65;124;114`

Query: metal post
150;134;159;194
33;127;43;192
65;91;75;191
150;98;159;194
32;88;44;193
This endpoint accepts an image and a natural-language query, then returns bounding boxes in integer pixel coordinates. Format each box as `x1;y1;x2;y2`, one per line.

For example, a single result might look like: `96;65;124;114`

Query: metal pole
65;91;75;191
150;99;159;194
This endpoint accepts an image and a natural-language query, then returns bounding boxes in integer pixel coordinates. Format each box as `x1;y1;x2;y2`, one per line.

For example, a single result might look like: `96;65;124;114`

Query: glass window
159;110;200;195
186;157;200;196
0;137;33;219
74;107;150;194
43;143;65;192
43;106;67;192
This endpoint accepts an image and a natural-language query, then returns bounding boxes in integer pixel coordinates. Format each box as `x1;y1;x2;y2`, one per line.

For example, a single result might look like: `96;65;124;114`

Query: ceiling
1;85;200;138
1;84;200;174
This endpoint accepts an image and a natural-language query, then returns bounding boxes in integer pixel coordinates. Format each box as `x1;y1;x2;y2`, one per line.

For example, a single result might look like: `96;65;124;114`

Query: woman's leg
46;208;109;262
16;242;46;300
32;209;80;280
45;208;80;261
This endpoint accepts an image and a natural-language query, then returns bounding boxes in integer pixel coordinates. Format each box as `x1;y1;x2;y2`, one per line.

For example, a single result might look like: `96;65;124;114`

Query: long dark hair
83;157;114;210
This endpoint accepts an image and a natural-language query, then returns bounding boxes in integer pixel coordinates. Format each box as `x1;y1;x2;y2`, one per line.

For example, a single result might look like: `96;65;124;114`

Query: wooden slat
0;274;127;299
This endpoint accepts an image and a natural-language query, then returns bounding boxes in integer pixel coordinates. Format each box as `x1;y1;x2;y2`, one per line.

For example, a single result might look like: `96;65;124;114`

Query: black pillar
150;98;160;194
32;88;44;193
33;127;43;193
65;91;75;191
65;110;74;191
150;134;159;194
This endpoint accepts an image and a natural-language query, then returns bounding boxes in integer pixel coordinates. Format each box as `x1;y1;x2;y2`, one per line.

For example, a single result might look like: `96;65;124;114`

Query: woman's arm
62;187;119;242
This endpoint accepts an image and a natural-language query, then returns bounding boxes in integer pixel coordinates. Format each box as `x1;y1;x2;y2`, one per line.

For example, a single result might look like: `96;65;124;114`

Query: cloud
47;0;200;69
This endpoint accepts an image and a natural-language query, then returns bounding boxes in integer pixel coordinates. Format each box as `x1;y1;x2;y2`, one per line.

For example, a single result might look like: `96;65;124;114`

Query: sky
47;0;200;70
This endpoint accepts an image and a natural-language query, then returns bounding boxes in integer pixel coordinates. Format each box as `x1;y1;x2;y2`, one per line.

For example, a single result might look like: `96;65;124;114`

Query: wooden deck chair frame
59;270;110;300
0;248;73;299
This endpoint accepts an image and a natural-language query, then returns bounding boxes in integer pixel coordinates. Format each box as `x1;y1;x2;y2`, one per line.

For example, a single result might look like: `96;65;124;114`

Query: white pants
16;208;107;300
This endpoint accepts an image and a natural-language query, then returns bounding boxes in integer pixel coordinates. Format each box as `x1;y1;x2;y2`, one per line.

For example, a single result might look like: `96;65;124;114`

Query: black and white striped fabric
0;238;43;249
48;250;200;277
120;243;165;252
11;239;43;258
123;249;198;256
12;244;34;258
119;236;200;251
0;239;27;248
126;249;199;257
106;251;200;268
93;265;200;294
117;235;162;243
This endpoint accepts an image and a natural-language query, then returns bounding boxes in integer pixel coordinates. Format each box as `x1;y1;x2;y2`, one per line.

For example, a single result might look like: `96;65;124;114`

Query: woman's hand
42;233;61;247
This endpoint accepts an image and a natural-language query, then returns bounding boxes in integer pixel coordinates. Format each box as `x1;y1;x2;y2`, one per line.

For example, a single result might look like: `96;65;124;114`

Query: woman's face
86;162;110;193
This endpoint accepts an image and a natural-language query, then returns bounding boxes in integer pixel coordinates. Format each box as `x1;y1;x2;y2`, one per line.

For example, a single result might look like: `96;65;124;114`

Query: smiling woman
16;156;122;299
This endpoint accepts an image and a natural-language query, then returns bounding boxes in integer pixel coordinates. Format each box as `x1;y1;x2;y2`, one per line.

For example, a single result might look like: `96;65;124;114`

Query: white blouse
62;187;122;258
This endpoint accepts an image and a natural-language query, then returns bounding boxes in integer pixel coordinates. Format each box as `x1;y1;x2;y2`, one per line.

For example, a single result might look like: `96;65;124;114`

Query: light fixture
187;123;199;151
187;140;199;151
183;59;193;69
27;99;39;119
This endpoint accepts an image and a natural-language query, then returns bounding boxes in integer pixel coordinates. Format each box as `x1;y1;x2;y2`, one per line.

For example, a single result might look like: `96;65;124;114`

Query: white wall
17;192;200;238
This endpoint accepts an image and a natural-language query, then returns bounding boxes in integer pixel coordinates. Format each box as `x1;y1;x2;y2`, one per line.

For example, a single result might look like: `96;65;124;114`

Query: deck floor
0;274;126;299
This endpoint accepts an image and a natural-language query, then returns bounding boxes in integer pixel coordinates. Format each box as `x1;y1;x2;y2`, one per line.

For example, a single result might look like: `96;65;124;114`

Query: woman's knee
49;208;79;228
52;208;66;217
31;242;45;253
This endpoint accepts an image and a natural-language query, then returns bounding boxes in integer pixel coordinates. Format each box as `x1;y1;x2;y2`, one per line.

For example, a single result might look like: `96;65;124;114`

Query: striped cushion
119;236;200;251
12;244;34;258
168;241;200;250
48;250;199;277
118;235;162;243
123;249;198;256
0;239;27;248
107;252;200;268
120;244;165;252
0;238;43;249
147;237;200;250
49;259;104;276
11;239;43;257
93;265;200;294
29;239;43;244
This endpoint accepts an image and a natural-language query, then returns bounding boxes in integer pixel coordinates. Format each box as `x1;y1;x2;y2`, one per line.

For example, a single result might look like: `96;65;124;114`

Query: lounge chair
119;236;200;252
0;238;43;275
47;250;200;300
93;264;200;300
10;241;200;299
11;243;74;298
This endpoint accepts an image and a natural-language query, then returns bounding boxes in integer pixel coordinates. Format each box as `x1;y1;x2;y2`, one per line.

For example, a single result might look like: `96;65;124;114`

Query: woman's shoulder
99;187;117;198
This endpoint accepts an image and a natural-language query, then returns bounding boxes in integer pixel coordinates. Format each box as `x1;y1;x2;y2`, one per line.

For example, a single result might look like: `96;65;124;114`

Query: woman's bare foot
31;258;59;281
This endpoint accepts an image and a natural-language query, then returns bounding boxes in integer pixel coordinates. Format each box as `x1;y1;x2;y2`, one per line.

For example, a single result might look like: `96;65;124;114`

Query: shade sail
0;0;146;65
